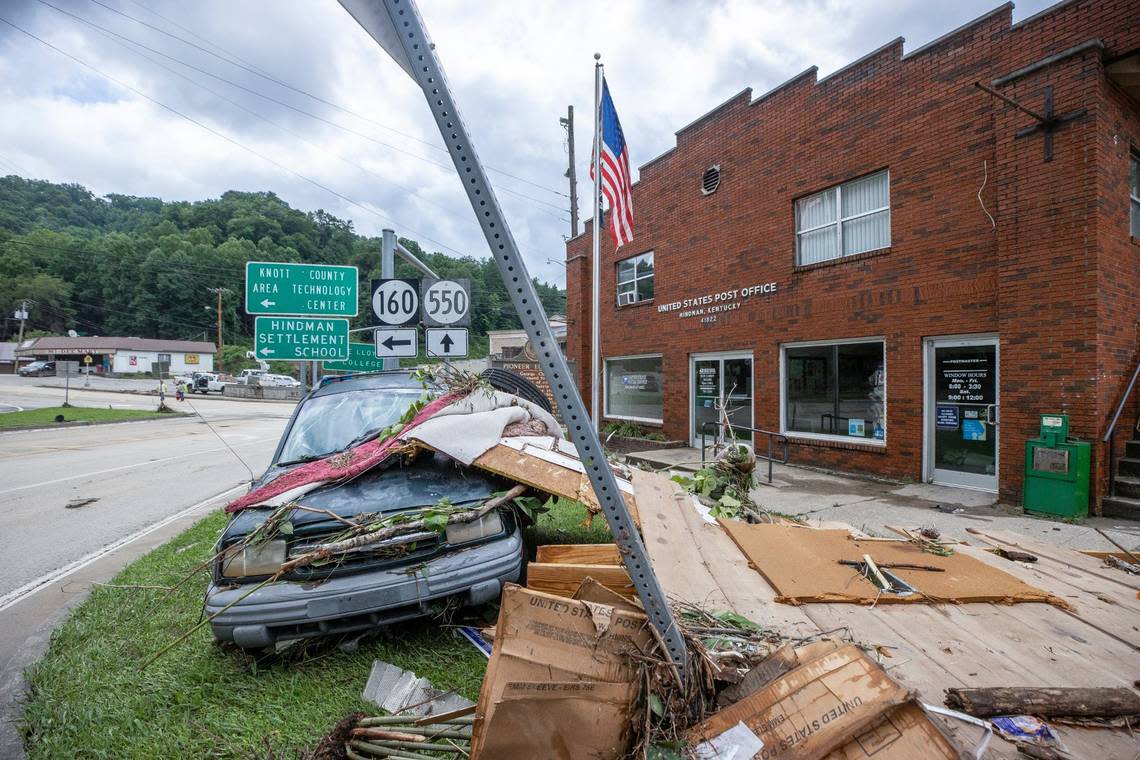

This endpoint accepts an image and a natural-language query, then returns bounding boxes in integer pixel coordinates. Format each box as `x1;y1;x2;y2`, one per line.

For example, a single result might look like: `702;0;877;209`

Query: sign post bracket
339;0;688;681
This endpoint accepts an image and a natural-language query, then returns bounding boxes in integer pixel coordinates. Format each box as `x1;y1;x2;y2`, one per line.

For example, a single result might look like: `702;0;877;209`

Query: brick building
565;1;1140;514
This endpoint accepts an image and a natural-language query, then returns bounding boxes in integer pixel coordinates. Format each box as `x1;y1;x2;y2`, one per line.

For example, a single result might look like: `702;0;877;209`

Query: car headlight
445;511;503;545
221;540;286;578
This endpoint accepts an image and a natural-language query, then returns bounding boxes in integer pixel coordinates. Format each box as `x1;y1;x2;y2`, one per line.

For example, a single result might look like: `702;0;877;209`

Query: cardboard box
688;644;956;760
470;583;653;760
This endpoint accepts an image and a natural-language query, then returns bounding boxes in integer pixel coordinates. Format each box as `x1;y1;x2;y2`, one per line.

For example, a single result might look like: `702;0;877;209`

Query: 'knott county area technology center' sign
245;261;359;317
253;317;349;361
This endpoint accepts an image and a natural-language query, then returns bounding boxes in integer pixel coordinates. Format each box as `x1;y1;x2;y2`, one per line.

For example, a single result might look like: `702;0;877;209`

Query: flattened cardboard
719;523;1068;608
689;645;912;760
470;584;652;760
823;701;958;760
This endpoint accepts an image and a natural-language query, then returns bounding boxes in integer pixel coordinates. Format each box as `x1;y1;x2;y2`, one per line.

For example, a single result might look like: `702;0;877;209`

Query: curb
0;413;193;434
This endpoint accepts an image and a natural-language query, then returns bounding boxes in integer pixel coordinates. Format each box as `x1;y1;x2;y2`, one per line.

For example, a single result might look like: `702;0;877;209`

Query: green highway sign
323;342;389;373
245;261;359;317
253;317;350;361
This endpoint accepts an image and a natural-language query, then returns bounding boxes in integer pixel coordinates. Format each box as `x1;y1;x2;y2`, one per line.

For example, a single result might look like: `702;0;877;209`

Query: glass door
926;338;999;491
691;353;753;447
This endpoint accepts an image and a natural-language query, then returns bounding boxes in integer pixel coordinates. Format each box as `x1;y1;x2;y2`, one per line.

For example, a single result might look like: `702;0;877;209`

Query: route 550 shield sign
420;278;471;327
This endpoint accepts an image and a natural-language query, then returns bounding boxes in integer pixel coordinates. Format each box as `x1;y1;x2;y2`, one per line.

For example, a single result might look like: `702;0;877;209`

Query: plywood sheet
719;522;1068;608
631;469;817;637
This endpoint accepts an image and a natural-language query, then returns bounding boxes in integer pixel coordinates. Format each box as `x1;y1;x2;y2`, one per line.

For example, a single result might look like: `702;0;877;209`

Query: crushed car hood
223;452;501;541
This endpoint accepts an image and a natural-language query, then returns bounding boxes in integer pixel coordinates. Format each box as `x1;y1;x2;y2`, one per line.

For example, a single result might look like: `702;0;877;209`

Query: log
945;687;1140;718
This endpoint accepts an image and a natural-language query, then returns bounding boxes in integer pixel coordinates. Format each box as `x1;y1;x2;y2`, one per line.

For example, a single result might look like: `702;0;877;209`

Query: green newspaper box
1024;414;1090;518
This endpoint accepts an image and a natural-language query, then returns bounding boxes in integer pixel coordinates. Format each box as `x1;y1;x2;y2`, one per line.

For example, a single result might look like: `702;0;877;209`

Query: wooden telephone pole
207;287;230;370
561;105;579;237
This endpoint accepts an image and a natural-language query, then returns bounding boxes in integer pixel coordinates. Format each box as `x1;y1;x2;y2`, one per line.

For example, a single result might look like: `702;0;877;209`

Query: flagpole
591;53;602;430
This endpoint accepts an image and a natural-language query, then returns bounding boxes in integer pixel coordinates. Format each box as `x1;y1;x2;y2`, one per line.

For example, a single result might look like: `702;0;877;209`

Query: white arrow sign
259;347;274;356
374;328;418;358
260;299;276;308
425;328;468;358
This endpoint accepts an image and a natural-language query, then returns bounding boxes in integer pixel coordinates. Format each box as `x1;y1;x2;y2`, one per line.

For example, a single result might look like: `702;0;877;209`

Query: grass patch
22;498;609;757
0;406;168;429
524;497;613;548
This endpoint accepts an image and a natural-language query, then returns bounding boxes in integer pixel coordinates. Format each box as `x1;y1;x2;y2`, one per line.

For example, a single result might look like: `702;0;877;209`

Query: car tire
480;368;553;413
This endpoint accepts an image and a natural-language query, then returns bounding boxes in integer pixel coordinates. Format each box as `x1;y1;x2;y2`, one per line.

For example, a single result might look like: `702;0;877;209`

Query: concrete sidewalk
626;447;1140;552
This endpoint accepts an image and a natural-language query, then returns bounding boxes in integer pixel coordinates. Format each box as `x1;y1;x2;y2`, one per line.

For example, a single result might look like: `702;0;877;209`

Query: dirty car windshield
277;388;423;463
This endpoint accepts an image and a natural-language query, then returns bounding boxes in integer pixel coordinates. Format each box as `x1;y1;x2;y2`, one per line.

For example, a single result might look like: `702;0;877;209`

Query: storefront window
783;341;885;441
605;355;663;422
616;251;654;306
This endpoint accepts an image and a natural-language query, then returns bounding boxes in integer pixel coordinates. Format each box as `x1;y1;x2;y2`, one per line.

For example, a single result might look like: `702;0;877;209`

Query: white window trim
616;250;654;306
779;336;887;446
795;171;891;265
603;353;664;424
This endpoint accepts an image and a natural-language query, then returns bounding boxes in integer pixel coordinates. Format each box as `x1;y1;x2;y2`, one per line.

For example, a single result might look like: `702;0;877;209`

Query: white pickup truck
191;372;226;394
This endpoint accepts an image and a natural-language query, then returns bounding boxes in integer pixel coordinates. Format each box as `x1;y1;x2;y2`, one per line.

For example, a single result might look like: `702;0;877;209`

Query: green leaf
718;493;741;509
422;513;449;533
277;520;293;536
648;693;665;718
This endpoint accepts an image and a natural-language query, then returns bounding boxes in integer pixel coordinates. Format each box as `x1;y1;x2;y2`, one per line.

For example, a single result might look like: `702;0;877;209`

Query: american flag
591;78;634;247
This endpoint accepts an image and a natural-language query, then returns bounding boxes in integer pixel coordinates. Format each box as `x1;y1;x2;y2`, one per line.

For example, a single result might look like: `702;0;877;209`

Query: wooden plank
525;562;635;600
535;543;621;566
632;469;818;637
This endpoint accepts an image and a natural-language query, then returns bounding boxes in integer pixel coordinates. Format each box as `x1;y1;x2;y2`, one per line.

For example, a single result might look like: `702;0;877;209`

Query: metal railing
700;421;789;484
1103;356;1140;498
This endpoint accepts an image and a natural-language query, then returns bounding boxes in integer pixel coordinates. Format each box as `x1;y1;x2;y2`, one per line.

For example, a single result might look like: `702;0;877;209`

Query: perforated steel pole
339;0;688;681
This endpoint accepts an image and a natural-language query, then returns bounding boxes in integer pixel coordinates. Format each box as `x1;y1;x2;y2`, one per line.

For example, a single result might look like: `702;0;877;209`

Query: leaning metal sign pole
339;0;688;681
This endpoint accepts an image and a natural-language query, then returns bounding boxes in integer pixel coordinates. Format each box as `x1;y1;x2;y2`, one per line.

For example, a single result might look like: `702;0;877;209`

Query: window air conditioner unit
618;292;636;306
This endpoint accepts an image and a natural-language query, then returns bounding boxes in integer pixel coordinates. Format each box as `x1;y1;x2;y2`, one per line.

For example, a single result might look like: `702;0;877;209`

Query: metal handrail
699;421;789;485
1103;357;1140;497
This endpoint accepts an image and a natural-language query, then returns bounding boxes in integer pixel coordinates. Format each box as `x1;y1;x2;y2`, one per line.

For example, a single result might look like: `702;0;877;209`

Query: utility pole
207;288;230;371
15;299;30;344
561;106;579;238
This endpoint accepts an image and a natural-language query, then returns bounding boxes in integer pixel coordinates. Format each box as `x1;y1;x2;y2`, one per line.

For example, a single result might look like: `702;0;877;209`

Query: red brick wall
566;0;1140;506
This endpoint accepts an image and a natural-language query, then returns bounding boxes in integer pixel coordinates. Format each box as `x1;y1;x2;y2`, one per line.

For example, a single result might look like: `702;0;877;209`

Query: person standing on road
176;381;185;403
158;380;167;407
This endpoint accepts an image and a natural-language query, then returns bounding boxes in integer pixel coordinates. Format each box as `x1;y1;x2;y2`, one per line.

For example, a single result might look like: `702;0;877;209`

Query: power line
86;0;570;200
0;14;475;261
36;0;569;217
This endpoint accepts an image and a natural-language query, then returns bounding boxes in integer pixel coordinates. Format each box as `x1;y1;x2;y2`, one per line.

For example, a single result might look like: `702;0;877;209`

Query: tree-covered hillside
0;176;565;351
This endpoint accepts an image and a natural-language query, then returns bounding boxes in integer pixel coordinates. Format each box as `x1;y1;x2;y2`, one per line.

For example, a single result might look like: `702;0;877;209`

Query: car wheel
480;368;553;413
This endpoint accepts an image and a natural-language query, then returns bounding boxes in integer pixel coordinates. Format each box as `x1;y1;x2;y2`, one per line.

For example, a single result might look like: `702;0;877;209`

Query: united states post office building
565;1;1140;513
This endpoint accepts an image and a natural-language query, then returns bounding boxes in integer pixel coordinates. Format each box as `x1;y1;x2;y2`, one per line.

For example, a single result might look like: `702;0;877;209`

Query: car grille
284;529;442;580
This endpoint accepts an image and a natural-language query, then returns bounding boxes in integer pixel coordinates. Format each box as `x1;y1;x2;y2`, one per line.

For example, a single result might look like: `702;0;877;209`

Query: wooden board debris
535;543;622;565
525;562;635;600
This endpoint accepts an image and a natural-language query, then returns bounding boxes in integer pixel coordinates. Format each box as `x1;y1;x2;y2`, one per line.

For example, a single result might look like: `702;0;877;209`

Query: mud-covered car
205;371;527;650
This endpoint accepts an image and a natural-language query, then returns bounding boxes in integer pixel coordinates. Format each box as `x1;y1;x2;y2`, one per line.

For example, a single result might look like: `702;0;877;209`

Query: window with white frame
1130;152;1139;238
616;251;654;306
783;340;886;442
605;355;663;422
795;171;890;266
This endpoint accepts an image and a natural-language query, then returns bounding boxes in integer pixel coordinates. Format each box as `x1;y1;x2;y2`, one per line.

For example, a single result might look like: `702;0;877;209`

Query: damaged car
205;370;551;650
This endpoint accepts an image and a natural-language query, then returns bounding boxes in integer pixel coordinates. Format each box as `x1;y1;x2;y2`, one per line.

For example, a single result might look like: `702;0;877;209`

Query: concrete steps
1102;493;1140;520
1106;437;1140;519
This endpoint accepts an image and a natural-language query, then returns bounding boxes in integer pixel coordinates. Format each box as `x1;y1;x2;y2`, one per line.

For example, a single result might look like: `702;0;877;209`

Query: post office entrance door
925;337;999;492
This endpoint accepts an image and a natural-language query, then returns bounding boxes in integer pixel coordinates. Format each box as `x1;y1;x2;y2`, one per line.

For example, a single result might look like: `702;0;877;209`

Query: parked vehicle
17;361;56;377
238;368;267;385
260;374;300;388
192;372;226;394
204;371;526;650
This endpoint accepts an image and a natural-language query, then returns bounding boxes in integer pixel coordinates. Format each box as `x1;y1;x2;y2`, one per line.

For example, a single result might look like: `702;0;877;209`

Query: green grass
0;406;169;429
22;499;611;758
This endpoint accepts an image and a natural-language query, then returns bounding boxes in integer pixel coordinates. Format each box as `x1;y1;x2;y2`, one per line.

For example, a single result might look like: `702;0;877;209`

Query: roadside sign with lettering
245;261;359;317
420;278;471;326
323;342;388;373
253;316;350;361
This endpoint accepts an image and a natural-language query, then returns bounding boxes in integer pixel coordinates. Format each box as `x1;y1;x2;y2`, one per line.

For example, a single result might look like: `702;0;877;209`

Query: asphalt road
0;379;293;757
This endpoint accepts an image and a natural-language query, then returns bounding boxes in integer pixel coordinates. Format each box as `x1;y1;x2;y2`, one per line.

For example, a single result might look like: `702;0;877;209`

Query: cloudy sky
0;0;1056;286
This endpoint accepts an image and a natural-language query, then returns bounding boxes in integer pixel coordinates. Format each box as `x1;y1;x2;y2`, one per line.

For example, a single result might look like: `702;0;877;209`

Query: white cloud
0;0;1057;286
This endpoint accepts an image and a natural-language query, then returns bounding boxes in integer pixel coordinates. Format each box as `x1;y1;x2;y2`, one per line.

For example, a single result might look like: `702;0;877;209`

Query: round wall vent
701;164;721;195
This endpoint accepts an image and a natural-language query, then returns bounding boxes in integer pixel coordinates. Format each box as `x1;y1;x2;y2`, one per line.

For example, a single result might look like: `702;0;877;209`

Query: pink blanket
225;392;461;513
